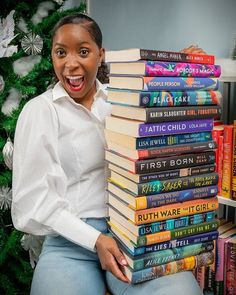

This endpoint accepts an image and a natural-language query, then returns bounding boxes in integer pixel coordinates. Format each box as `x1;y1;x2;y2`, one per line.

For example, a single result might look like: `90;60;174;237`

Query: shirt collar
52;79;107;102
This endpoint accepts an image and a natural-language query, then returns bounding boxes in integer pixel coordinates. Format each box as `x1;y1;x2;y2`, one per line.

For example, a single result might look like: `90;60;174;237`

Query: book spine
144;61;221;77
138;118;214;137
217;135;224;196
136;220;218;247
131;241;214;271
231;122;236;200
138;211;216;235
143;77;218;91
145;105;221;123
128;251;214;284
139;90;221;107
136;131;212;149
135;197;218;224
138;141;217;159
211;128;224;172
136;184;218;209
226;241;236;295
221;125;234;198
139;164;216;183
136;151;216;174
139;49;215;64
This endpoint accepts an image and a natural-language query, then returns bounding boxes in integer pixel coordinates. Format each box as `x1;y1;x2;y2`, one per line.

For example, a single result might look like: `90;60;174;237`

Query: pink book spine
225;241;236;295
215;238;225;281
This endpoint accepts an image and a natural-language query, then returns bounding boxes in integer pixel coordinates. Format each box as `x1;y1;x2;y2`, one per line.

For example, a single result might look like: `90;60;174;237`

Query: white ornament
0;75;5;94
2;137;14;170
31;1;55;25
53;0;64;4
13;55;42;77
0;187;12;210
1;88;21;116
0;10;18;58
17;18;29;34
21;32;43;55
21;234;44;268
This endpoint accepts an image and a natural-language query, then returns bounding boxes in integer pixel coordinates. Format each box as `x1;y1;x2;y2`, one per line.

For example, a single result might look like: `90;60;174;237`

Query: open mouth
65;76;85;91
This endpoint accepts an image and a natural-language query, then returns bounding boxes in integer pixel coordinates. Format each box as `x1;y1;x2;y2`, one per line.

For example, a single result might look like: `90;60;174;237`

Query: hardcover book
108;162;216;183
108;205;216;236
105;48;215;64
105;116;214;137
108;194;219;225
109;76;219;91
108;180;218;209
122;251;215;284
111;105;221;123
105;150;216;174
109;61;221;77
225;236;236;295
107;89;221;107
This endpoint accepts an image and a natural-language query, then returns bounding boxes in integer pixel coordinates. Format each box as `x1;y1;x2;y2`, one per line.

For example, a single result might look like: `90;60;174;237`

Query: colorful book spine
142;61;221;77
123;251;214;284
225;238;236;295
135;131;213;149
221;125;234;198
231;121;236;200
125;241;214;271
138;119;214;137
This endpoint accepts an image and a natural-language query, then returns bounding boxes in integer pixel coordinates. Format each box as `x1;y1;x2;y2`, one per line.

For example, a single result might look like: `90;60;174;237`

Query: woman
12;13;203;295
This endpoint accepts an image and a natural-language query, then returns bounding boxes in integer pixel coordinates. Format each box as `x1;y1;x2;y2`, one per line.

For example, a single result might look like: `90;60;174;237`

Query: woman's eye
80;49;89;57
55;49;66;57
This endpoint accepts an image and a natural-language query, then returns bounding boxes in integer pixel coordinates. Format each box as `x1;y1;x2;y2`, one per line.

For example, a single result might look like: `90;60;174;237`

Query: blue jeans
30;218;203;295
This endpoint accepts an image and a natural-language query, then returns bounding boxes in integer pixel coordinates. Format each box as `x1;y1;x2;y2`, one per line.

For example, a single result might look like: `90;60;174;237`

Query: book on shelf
105;150;216;174
109;61;221;77
121;251;214;284
225;236;236;295
109;171;218;197
109;76;219;91
108;162;216;183
231;120;236;200
111;223;219;256
106;140;217;160
110;104;221;123
108;194;219;225
105;48;215;64
108;205;216;237
105;116;214;137
105;129;213;150
108;217;219;247
120;239;214;271
215;227;236;295
107;89;221;107
108;180;218;209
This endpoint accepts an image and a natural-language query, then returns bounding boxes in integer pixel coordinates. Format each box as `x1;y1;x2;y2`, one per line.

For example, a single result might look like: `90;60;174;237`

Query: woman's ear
99;48;105;65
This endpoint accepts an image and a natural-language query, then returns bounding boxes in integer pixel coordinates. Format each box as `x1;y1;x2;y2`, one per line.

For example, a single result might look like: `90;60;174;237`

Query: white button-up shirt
12;80;111;251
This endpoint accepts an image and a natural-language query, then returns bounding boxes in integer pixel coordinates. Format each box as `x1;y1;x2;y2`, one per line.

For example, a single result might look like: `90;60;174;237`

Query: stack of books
105;48;221;284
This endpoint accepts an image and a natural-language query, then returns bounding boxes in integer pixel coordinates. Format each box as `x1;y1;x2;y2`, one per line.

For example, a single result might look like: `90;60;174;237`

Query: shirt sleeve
12;96;101;252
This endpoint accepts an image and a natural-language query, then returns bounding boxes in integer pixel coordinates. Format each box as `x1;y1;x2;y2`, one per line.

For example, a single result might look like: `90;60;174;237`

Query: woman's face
51;23;104;104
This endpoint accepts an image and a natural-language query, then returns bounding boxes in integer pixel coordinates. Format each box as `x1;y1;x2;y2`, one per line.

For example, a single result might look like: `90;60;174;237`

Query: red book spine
218;135;224;195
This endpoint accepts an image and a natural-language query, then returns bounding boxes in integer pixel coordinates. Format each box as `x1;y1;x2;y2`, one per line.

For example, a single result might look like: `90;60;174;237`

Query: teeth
66;76;83;80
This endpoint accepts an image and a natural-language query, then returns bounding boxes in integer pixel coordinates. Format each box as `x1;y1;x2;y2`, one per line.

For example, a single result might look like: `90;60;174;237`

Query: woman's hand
95;233;130;283
180;44;206;54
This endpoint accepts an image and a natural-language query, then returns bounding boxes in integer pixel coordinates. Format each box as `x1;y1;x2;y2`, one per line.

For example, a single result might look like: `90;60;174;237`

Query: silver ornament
2;137;14;170
0;187;12;210
21;32;43;55
0;75;4;94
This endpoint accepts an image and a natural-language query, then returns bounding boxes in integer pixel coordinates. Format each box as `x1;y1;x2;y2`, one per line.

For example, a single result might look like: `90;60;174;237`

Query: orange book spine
231;121;236;200
218;135;224;195
212;128;224;172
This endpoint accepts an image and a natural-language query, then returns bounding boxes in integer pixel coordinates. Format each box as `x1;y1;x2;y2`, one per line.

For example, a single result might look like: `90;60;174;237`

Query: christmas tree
0;1;86;294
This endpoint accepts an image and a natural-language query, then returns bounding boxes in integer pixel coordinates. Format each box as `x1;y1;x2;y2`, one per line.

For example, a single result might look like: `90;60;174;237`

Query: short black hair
52;13;102;48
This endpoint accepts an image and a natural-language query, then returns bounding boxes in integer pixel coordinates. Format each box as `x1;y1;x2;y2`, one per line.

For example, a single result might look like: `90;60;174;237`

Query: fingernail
121;259;127;265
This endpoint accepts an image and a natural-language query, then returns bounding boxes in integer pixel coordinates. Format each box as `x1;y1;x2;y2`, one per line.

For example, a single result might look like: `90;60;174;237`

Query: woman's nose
65;54;79;69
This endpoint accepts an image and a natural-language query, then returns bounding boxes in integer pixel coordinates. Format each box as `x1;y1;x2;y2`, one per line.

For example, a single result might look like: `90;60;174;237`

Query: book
215;227;236;295
231;120;236;200
105;150;216;174
106;140;217;160
121;240;214;271
109;76;219;91
108;162;216;183
111;104;221;123
108;194;219;225
107;89;221;107
105;129;213;150
108;180;218;209
105;116;214;137
105;48;215;64
109;61;221;77
225;236;236;295
111;225;219;256
108;205;216;236
109;171;218;196
109;217;219;247
122;251;214;284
